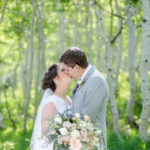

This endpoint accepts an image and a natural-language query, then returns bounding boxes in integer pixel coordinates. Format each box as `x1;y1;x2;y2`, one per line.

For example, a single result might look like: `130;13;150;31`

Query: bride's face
60;62;79;79
54;67;72;86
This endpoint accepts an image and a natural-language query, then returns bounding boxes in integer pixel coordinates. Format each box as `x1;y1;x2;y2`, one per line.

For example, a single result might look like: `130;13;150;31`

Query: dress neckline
52;94;72;106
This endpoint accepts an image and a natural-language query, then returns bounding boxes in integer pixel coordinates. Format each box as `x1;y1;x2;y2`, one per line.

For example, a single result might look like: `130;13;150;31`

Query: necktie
72;83;79;97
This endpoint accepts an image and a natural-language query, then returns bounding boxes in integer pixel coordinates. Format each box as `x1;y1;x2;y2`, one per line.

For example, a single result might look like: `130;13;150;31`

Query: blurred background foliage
0;0;150;149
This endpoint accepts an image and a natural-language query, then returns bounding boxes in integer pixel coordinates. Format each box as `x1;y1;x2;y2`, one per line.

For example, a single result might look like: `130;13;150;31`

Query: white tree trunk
23;1;36;132
93;1;120;138
0;113;5;128
126;7;137;127
21;2;31;97
73;0;79;46
38;0;46;76
139;0;150;141
109;0;113;39
87;0;93;64
34;0;46;119
96;20;101;70
134;31;141;73
57;0;66;59
114;0;123;91
34;46;41;120
112;0;123;135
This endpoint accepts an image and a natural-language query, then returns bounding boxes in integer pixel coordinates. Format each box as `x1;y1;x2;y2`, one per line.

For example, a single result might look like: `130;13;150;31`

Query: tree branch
111;5;141;44
3;89;16;131
94;1;142;45
94;0;125;20
110;24;123;44
0;0;9;24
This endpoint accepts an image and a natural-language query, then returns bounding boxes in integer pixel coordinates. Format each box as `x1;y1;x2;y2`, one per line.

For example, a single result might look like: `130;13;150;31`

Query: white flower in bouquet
86;122;94;131
63;121;72;129
59;128;69;136
70;137;82;150
72;113;80;121
86;133;97;149
80;128;88;142
95;129;102;135
75;113;80;118
49;129;56;135
54;117;62;125
93;137;99;145
61;136;70;146
79;121;87;128
84;115;91;122
70;123;77;130
71;129;80;138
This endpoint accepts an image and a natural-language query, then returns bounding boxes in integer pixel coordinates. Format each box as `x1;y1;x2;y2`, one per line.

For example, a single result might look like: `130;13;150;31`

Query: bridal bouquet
44;109;106;150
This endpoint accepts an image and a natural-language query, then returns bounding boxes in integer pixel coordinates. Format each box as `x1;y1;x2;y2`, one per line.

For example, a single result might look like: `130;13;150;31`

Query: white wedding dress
30;88;72;150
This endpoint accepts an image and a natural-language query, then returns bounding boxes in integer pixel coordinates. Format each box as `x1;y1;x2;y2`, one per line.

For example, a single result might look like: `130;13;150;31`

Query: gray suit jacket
72;65;109;145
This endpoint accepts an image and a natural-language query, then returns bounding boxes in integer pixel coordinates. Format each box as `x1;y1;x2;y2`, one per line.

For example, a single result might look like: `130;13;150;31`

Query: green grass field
0;127;150;150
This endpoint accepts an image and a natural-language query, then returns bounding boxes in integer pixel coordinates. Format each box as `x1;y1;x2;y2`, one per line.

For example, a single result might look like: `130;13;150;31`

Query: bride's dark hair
42;64;58;91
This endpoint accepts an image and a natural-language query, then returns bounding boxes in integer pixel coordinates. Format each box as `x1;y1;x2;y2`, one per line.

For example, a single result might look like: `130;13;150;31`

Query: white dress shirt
78;65;92;83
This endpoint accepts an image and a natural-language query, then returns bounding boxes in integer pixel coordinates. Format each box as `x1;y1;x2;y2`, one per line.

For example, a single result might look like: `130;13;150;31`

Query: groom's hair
42;64;58;91
59;47;88;68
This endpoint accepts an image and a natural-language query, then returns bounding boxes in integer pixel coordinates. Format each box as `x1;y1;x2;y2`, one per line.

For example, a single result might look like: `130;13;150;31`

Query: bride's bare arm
41;102;56;136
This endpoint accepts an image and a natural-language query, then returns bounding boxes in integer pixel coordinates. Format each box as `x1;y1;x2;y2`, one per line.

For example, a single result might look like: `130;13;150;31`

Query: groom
59;47;109;146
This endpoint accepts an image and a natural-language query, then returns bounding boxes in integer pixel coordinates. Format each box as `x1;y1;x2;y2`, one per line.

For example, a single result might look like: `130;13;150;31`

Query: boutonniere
77;80;85;88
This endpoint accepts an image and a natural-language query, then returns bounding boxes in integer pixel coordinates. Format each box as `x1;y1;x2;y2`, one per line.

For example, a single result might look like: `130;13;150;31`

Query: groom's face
60;62;79;79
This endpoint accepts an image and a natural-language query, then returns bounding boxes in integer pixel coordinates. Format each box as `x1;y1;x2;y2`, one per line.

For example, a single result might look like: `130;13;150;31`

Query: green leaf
47;134;57;143
60;0;70;3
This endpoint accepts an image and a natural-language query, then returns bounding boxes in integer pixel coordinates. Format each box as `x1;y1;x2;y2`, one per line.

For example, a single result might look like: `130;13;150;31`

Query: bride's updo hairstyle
42;64;58;92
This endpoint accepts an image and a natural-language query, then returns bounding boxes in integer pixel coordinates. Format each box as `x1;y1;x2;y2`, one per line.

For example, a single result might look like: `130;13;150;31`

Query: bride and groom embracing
30;47;109;150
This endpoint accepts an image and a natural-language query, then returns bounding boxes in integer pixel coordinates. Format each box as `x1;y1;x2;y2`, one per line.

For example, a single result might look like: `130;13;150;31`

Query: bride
30;64;72;150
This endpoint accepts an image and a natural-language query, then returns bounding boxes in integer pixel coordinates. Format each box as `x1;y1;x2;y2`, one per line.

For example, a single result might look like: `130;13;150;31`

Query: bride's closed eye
60;68;65;72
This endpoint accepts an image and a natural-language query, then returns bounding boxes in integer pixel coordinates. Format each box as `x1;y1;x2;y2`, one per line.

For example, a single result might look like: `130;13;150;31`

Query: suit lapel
72;66;96;99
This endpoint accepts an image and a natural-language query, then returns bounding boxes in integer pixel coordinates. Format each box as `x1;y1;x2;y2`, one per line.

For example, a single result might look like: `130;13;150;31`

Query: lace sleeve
41;102;56;136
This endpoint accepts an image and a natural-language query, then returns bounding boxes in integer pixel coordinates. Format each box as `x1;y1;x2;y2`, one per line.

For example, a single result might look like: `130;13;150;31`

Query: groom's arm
81;77;108;117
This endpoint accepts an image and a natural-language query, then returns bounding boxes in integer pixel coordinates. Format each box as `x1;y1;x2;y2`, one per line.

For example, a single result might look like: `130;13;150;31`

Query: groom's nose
65;70;70;76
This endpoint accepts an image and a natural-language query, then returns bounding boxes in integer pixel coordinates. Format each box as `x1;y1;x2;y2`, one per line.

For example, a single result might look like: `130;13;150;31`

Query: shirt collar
80;65;92;81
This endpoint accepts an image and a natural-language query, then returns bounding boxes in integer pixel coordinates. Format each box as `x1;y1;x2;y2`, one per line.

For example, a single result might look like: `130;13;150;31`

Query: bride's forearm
41;102;56;136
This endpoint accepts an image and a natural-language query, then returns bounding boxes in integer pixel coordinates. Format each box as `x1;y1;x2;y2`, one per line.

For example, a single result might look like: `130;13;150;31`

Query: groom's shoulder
90;67;106;81
84;68;107;88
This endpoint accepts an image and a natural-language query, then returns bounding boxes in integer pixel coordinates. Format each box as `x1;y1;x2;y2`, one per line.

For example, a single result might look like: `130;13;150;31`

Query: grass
0;127;150;150
0;128;32;150
107;131;150;150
